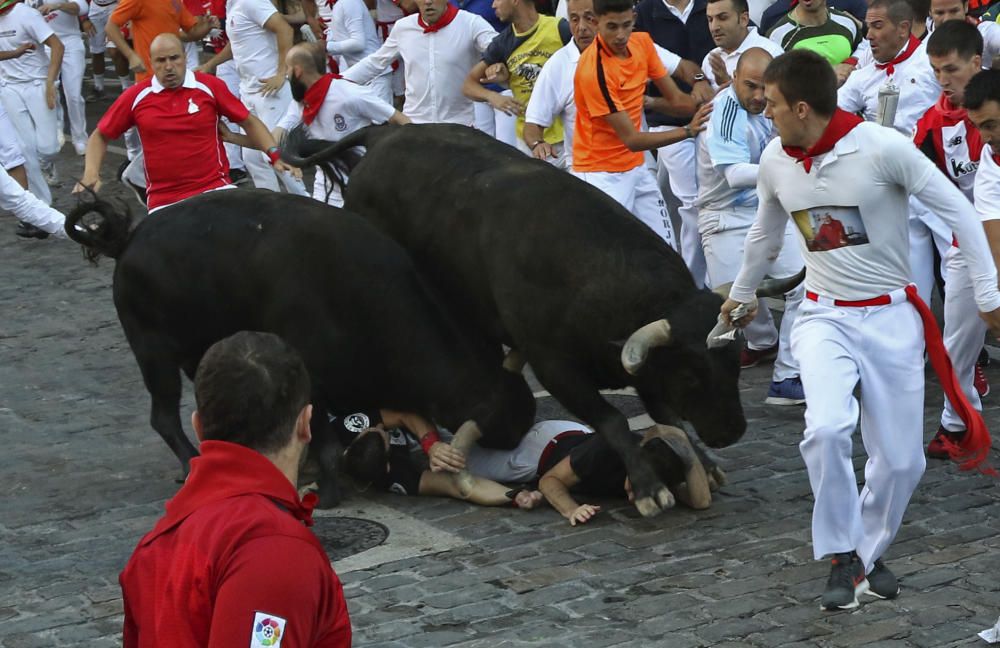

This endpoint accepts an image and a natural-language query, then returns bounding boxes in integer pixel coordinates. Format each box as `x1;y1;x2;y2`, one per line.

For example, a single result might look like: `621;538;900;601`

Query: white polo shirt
837;40;940;135
226;0;281;95
730;122;1000;311
978;21;1000;69
700;27;784;89
277;77;395;138
975;144;1000;222
25;0;87;39
326;0;385;71
343;10;496;124
0;4;54;82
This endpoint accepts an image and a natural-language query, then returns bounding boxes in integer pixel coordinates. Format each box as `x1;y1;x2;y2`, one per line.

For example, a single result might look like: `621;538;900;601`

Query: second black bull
287;123;803;517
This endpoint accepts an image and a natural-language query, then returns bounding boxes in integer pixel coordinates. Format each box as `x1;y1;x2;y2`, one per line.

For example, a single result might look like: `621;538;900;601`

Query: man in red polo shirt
75;33;288;212
119;331;352;647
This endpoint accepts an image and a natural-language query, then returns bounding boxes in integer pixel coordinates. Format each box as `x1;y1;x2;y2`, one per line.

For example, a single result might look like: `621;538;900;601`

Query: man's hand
691;80;715;105
687;101;713;135
39;3;61;14
45;80;56;109
127;52;147;73
259;74;285;97
72;178;102;194
567;503;600;526
708;52;730;88
531;141;555;160
721;297;758;328
81;19;96;37
980;306;1000;339
11;42;35;58
273;159;301;178
488;93;523;116
480;62;509;85
428;441;466;473
834;63;855;87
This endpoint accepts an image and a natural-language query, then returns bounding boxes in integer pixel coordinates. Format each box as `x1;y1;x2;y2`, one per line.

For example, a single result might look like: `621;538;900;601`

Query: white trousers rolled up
573;165;676;250
216;61;245;171
650;127;705;287
241;85;308;195
941;245;987;432
462;420;589;484
0;81;59;205
792;292;925;571
0;164;65;235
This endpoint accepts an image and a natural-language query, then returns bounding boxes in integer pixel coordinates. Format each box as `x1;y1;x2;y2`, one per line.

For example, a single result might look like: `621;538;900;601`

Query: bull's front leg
132;343;197;482
310;400;342;509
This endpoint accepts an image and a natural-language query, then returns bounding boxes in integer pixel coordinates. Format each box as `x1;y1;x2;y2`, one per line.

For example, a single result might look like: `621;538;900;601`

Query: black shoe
84;88;105;102
978;347;991;368
16;222;50;239
229;167;250;185
866;558;900;600
821;552;868;610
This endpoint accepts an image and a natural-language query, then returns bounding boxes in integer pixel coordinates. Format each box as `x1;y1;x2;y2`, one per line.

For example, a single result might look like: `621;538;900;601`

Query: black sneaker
16;222;49;239
85;88;105;102
865;558;900;599
821;552;868;610
229;167;250;185
978;347;991;368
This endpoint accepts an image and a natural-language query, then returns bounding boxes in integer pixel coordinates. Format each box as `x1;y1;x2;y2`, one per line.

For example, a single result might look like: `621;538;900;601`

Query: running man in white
83;0;129;101
28;0;88;155
325;0;391;103
274;43;409;206
0;163;65;238
696;47;805;405
0;0;64;206
342;0;497;124
723;49;1000;610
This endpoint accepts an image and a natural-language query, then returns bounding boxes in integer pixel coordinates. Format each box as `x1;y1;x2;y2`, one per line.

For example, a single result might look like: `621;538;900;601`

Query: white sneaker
74;142;87;156
40;162;58;185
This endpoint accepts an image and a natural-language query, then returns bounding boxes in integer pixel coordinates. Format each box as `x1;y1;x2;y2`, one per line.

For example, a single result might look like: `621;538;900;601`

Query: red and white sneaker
974;364;990;399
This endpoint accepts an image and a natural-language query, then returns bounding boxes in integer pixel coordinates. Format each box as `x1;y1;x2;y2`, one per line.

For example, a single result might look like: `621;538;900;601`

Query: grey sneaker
866;558;900;600
821;552;869;610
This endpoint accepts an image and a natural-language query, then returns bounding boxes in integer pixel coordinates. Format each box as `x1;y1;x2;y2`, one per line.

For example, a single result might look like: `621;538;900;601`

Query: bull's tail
282;125;394;197
64;192;134;263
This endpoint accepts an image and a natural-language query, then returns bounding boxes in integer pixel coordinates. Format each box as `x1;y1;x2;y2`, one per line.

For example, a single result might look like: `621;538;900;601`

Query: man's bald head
286;43;326;77
733;47;772;114
150;33;186;88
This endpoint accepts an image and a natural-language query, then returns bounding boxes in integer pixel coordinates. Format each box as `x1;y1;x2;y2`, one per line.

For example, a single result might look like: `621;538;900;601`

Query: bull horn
450;420;482;456
621;319;672;375
503;349;526;373
755;268;806;298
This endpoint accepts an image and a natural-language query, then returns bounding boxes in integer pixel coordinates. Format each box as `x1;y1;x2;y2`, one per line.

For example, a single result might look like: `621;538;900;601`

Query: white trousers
651;127;706;287
241;86;308;195
792;293;925;570
0;101;25;169
0;81;59;205
56;37;88;151
494;90;517;148
1;164;65;236
312;170;344;207
88;7;114;53
941;246;987;432
701;211;804;381
462;420;589;483
908;197;952;303
216;61;245;171
184;40;201;70
573;165;677;250
473;101;495;137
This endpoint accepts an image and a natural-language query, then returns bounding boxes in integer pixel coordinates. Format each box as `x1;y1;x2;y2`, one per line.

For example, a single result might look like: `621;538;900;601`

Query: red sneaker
740;343;778;369
927;426;965;459
974;364;990;398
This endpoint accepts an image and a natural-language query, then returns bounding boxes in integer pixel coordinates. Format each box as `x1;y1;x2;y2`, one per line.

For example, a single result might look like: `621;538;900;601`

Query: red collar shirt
120;440;352;648
97;70;250;212
913;95;984;202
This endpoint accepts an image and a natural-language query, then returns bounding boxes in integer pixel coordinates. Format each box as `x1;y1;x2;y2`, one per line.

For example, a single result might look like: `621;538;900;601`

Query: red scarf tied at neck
875;34;921;76
302;72;341;125
782;108;864;173
418;2;458;33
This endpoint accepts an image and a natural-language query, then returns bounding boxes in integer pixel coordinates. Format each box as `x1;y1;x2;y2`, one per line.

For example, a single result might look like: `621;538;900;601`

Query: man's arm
538;458;600;526
197;41;232;73
74;128;111;192
42;34;64;110
260;12;294;96
235;113;298;174
604;102;710;152
419;470;536;506
38;0;83;15
836;68;866;114
672;57;715;104
343;37;399;85
180;16;215;42
299;0;324;39
0;43;37;61
106;20;143;72
462;61;522;115
522;56;564;159
325;1;366;55
379;409;464;472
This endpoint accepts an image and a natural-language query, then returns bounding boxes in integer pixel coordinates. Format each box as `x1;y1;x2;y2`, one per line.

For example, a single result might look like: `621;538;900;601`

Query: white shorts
87;6;117;54
0;102;25;169
573;165;676;249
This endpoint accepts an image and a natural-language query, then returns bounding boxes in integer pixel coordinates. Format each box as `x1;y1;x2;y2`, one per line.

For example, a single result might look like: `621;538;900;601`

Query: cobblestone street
2;95;1000;647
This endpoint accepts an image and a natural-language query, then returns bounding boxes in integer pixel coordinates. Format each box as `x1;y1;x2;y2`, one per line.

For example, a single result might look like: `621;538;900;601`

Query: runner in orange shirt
106;0;216;80
573;0;710;247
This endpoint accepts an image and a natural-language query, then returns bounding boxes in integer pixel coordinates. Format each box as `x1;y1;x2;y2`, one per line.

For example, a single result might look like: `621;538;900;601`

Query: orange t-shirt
111;0;197;81
573;32;667;173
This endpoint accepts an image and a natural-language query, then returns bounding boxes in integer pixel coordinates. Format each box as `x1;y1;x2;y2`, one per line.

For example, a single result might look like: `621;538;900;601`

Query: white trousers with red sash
791;287;926;571
941;246;987;432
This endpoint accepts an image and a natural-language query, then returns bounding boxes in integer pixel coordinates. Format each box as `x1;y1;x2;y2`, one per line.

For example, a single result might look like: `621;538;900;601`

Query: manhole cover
312;516;389;561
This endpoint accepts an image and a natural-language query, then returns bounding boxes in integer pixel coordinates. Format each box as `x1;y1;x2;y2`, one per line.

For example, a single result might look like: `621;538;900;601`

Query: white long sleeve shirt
344;10;496;125
730;122;1000;312
325;0;384;71
975;144;1000;222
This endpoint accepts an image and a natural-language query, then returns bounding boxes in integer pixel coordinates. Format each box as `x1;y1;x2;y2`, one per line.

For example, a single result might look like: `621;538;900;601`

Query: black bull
287;123;803;517
64;190;536;507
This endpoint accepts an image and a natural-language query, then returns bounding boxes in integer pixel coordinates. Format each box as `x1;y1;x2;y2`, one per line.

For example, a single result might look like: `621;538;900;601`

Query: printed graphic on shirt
251;612;286;648
343;412;371;433
792;205;869;251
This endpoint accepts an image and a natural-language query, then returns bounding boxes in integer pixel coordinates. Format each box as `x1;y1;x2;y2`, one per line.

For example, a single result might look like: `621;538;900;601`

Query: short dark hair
904;0;930;21
594;0;632;16
707;0;749;14
927;19;984;59
868;0;915;24
342;431;388;487
194;331;311;455
762;49;837;117
965;69;1000;111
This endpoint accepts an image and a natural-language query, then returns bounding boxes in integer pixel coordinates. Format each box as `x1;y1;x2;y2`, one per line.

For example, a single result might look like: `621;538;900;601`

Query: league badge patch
251;612;286;647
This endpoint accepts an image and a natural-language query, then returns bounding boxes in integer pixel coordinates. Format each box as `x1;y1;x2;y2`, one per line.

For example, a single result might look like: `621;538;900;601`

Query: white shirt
227;0;281;94
700;27;785;89
26;0;87;39
325;0;385;71
978;21;1000;69
696;85;773;213
524;39;579;162
975;144;1000;222
344;10;496;125
662;0;694;23
277;77;395;137
730;122;1000;311
837;40;939;135
0;4;55;83
375;0;403;25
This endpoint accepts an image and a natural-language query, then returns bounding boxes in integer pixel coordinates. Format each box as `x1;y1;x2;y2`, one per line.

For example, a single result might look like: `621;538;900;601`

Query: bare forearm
522;122;545;147
81;131;109;185
57;1;81;14
45;39;64;83
105;22;135;58
538;475;580;518
201;42;232;70
462;75;498;103
622;128;691;152
644;95;696;118
241;115;279;152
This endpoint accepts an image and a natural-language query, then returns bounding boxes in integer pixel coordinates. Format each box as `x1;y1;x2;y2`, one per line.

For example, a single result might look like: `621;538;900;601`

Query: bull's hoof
634;487;674;517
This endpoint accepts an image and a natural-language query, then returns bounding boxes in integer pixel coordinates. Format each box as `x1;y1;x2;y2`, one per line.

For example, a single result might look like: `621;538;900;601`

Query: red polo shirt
98;70;250;212
120;441;352;648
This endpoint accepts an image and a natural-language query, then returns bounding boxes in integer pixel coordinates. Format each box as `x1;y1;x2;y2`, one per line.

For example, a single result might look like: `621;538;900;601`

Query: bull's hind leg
309;398;342;509
132;341;198;480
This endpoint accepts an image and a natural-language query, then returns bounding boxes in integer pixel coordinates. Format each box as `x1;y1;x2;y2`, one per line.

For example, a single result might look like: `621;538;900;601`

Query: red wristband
842;57;858;66
266;147;281;166
420;430;441;454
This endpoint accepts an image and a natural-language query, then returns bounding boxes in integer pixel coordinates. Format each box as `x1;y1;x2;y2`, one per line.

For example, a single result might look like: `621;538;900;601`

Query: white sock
94;76;104;91
119;75;133;90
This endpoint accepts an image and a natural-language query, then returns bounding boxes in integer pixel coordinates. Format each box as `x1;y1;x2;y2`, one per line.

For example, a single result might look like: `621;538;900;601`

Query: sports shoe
229;167;250;185
765;376;806;405
865;558;899;600
73;141;87;156
974;364;990;398
740;343;778;369
117;160;147;206
85;88;105;102
978;347;990;368
927;426;965;459
15;222;49;239
40;161;58;185
821;552;868;610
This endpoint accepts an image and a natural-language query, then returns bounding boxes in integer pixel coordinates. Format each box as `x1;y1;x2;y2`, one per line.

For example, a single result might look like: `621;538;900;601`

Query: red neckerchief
875;34;921;76
782;108;864;173
934;93;966;123
418;2;458;33
140;440;318;547
303;73;341;125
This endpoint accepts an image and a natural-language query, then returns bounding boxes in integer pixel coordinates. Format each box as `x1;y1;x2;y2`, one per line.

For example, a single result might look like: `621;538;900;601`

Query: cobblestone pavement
3;93;1000;648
